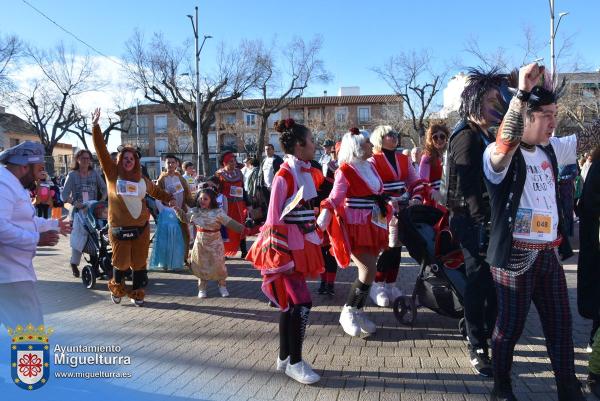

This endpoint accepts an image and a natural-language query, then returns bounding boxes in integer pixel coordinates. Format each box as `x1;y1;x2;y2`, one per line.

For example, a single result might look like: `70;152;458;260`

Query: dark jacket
446;120;493;224
577;160;600;319
485;144;572;269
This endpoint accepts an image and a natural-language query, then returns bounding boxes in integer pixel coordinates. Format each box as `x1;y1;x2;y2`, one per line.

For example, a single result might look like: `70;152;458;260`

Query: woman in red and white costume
246;118;323;384
216;152;250;257
369;125;423;307
318;128;390;337
419;122;449;197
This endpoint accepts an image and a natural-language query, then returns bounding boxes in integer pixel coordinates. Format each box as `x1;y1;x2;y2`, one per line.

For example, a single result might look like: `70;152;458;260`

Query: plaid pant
491;248;575;380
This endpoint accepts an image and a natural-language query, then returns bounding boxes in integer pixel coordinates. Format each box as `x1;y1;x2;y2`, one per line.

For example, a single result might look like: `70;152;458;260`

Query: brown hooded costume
92;124;172;302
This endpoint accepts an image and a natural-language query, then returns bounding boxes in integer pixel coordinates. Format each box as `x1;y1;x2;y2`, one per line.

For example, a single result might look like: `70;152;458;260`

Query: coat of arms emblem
8;324;53;390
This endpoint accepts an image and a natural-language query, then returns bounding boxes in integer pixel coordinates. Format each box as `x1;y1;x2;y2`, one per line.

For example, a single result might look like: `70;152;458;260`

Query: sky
3;0;600;150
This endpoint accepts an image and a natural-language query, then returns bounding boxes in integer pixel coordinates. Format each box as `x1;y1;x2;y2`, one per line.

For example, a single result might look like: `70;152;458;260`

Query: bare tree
17;43;96;174
240;36;331;162
123;30;263;174
557;78;600;135
0;33;21;99
373;50;445;141
69;113;126;151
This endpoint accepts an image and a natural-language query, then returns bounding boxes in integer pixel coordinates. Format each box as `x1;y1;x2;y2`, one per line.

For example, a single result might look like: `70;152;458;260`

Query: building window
335;107;348;124
131;115;149;137
307;108;322;123
358;106;371;123
224;113;236;125
154;114;168;135
289;109;304;124
155;138;168;154
267;111;281;126
245;113;256;127
177;119;189;132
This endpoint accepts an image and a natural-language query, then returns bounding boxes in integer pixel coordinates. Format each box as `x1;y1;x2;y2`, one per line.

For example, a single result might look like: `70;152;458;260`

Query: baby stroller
78;201;113;289
393;186;467;335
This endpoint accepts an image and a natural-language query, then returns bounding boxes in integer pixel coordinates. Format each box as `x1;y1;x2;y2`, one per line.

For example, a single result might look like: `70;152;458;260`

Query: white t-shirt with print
262;157;275;189
483;135;577;243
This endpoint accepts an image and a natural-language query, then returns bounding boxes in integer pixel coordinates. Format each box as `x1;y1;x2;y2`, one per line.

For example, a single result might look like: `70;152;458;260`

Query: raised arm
91;108;117;179
489;63;544;172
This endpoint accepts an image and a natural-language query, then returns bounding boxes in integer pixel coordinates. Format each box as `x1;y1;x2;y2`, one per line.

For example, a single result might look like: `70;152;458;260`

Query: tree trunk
44;144;56;177
256;115;268;163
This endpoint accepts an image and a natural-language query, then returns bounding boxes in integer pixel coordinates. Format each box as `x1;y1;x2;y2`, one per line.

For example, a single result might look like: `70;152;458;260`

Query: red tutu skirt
246;225;324;278
346;222;388;255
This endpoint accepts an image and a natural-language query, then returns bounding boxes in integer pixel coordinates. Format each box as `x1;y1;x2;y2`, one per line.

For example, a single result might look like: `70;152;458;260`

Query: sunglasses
432;134;446;142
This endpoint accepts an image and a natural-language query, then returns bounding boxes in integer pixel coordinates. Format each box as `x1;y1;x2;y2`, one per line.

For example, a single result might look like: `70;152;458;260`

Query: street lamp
187;6;212;175
549;0;569;81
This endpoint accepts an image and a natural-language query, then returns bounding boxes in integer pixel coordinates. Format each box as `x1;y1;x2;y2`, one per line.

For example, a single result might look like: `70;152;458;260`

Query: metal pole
194;6;202;175
550;0;555;80
135;100;140;148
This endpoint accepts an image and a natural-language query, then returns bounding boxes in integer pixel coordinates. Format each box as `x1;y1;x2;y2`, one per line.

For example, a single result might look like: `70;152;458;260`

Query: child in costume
32;171;55;218
177;188;243;298
317;129;391;337
149;208;186;271
246;118;323;385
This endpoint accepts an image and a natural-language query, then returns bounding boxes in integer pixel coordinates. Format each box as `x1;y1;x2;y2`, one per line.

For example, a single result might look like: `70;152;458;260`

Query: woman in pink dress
246;118;323;385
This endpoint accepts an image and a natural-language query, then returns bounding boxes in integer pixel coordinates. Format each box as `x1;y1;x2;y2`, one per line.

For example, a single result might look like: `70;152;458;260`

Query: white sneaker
285;360;320;384
369;282;389;307
218;286;229;297
276;356;289;372
197;289;207;298
339;305;361;337
385;283;404;302
356;309;376;334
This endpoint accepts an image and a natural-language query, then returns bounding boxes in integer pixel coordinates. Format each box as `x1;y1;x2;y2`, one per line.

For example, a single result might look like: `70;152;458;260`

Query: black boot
557;376;586;401
589;372;600;399
70;263;80;278
490;375;518;401
327;283;335;296
317;281;327;295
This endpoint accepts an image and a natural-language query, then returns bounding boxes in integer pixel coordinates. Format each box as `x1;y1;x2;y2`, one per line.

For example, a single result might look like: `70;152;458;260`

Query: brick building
116;91;402;164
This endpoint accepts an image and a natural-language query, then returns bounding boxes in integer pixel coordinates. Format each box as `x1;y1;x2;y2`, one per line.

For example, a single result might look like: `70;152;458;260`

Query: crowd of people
1;63;600;400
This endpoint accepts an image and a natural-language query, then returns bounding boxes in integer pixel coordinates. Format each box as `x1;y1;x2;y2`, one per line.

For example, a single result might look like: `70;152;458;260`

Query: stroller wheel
458;317;467;339
111;294;121;304
393;296;417;326
81;265;96;289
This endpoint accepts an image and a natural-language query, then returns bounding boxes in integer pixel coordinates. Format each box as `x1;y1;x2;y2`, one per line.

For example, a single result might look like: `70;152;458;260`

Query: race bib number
229;185;243;198
371;204;388;229
116;180;139;197
171;182;184;194
513;208;554;242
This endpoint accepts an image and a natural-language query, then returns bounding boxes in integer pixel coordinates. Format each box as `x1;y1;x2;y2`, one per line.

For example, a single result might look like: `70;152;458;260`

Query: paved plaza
0;224;595;401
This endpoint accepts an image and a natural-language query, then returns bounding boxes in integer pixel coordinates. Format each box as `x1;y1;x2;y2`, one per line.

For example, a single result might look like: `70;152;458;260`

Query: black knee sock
113;268;126;283
132;269;148;290
345;279;371;308
289;303;311;365
279;310;291;361
240;239;247;254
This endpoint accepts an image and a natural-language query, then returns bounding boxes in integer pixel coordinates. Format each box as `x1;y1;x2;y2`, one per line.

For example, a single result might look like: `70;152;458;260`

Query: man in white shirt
0;141;71;329
260;144;283;191
483;63;588;401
